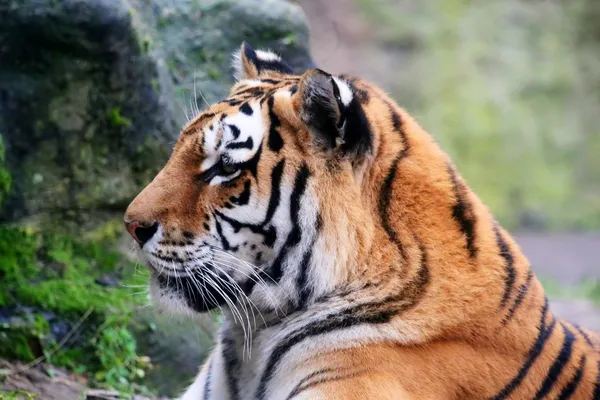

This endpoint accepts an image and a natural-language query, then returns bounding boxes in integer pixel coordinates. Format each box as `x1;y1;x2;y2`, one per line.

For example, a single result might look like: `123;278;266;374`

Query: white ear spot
256;49;282;62
332;77;353;106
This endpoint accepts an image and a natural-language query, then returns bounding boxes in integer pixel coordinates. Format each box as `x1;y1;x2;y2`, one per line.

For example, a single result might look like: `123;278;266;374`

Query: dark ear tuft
298;69;372;159
232;41;293;80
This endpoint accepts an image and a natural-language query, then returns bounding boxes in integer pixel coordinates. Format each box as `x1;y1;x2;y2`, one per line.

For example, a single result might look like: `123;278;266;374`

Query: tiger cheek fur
125;42;600;400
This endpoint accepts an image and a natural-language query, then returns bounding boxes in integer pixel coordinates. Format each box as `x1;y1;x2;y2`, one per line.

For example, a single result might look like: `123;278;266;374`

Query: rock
94;274;121;287
1;359;87;400
0;359;169;400
0;0;313;233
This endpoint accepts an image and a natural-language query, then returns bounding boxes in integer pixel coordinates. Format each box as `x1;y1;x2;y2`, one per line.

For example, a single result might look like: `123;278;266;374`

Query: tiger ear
297;69;372;159
232;41;293;80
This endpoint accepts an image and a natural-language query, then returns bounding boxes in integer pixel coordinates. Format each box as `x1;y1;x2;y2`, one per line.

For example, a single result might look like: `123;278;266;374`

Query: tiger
124;41;600;399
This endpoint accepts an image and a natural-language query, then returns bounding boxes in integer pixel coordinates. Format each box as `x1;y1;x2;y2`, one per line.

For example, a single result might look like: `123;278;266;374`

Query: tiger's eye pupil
222;163;236;174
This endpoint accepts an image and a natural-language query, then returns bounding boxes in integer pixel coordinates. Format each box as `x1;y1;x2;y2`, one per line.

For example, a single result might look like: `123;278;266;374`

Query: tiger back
124;42;600;399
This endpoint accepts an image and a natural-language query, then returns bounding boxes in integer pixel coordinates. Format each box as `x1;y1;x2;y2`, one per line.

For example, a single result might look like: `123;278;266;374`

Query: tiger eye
222;163;237;175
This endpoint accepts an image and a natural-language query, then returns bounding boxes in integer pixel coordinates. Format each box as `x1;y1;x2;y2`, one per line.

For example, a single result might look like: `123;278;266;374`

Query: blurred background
0;0;598;398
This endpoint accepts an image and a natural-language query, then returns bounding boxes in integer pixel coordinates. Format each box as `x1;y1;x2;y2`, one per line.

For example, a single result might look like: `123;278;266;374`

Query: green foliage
0;314;49;362
0;225;152;395
0;391;38;400
539;276;600;305
106;108;132;128
92;325;151;393
0;134;12;208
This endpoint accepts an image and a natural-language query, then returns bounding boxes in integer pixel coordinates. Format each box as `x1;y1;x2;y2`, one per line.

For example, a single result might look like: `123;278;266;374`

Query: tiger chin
124;41;599;399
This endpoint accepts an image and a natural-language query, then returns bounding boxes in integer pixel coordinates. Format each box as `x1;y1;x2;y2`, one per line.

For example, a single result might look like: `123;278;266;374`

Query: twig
7;306;95;377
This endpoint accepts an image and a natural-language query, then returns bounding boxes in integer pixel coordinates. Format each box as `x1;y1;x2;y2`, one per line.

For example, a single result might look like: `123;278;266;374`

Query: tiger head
124;42;404;317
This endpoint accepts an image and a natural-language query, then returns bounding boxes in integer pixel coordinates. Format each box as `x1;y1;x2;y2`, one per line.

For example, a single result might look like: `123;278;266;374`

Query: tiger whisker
206;259;267;328
210;250;285;314
205;269;253;358
203;270;247;339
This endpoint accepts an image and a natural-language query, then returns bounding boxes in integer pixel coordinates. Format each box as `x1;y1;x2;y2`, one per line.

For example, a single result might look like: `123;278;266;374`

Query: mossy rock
0;0;312;233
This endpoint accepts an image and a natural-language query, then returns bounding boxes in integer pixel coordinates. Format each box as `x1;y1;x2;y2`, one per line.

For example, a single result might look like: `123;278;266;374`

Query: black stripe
534;323;575;399
574;324;595;349
490;298;555;400
226;136;253;150
268;164;310;282
214;216;237;252
494;223;516;310
256;59;293;75
229;180;251;206
502;269;534;325
232;86;265;98
557;355;586;400
203;358;213;400
267;96;284;152
221;333;240;400
260;78;280;84
224;141;262;179
264;160;285;225
256;244;429;400
184;112;216;134
239;102;253;115
285;368;335;400
286;369;365;400
384;99;402;132
255;311;394;400
448;165;478;258
229;124;241;139
377;106;409;262
213;209;276;250
296;214;322;308
592;360;600;400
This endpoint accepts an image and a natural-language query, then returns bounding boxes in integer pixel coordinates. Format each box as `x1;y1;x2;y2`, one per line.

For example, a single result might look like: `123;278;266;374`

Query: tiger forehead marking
198;102;263;175
125;42;600;400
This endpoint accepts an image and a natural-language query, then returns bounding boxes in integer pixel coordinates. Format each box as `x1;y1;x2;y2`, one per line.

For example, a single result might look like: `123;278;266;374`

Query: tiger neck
358;99;544;339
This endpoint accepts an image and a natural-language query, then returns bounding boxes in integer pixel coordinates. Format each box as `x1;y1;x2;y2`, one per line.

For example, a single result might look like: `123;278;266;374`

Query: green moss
0;134;12;208
207;67;221;80
281;32;298;47
86;219;126;243
0;313;50;362
142;36;152;53
157;17;169;28
106;108;132;128
0;225;151;394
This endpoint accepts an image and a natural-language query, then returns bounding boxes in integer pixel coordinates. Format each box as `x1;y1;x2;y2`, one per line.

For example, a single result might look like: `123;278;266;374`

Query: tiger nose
124;220;159;246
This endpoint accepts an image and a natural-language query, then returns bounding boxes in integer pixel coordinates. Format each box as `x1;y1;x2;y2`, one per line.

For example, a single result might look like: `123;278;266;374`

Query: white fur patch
332;77;353;106
209;170;241;186
198;102;264;185
255;49;281;62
